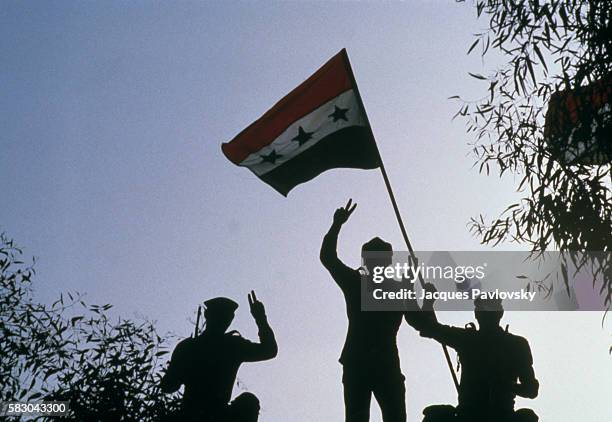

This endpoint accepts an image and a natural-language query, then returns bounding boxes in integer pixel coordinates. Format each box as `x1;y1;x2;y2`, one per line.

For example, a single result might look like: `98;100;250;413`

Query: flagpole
341;49;460;392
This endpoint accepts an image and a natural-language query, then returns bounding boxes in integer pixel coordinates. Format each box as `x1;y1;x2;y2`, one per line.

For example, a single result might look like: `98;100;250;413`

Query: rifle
193;305;202;337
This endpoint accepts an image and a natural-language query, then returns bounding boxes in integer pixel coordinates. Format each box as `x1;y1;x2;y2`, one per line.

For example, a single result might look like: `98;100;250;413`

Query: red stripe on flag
222;49;353;164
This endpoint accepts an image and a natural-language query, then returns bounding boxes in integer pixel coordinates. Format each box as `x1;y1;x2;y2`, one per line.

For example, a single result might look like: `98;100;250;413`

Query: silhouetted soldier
321;199;406;422
160;292;277;422
407;284;539;422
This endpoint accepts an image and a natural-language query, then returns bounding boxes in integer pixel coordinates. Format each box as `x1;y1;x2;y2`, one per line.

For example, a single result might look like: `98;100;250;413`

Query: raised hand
333;199;357;226
422;283;438;311
248;290;266;321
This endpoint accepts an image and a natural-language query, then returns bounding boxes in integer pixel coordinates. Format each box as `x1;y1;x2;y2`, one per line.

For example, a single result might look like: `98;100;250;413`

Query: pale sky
1;1;610;421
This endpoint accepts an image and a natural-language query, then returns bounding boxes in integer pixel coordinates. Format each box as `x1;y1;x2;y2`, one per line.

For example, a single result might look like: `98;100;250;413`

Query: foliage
0;233;181;421
455;0;611;303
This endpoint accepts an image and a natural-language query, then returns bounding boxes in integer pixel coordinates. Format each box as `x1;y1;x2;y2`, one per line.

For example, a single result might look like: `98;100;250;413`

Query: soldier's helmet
474;296;504;328
204;297;239;315
361;237;393;269
203;297;239;332
474;296;504;312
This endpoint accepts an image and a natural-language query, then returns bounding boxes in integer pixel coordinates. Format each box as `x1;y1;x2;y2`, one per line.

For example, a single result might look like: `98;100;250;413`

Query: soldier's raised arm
404;282;436;330
408;283;465;349
239;291;278;362
320;199;357;289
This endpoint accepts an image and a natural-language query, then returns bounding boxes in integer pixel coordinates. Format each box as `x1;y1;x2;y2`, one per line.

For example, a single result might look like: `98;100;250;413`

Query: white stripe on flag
239;89;366;176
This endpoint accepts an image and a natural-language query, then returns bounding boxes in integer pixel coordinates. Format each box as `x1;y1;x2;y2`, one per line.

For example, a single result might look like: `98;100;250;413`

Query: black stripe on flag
258;126;380;196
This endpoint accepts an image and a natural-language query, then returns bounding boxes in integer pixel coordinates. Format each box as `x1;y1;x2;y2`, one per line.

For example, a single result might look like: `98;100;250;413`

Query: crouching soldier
161;292;278;421
406;285;539;422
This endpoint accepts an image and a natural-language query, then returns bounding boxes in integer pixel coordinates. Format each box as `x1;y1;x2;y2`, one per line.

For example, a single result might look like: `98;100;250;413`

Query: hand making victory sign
248;290;267;322
333;198;357;226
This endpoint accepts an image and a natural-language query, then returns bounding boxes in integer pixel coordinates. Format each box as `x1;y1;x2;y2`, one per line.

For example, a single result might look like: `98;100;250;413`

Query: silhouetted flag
222;49;381;196
544;75;611;165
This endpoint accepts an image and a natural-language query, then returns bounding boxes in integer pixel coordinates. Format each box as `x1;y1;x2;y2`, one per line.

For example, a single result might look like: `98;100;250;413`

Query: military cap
204;297;239;314
474;296;504;311
361;237;393;253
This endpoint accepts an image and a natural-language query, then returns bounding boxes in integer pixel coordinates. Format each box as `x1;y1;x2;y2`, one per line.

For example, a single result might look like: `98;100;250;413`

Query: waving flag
221;49;380;196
